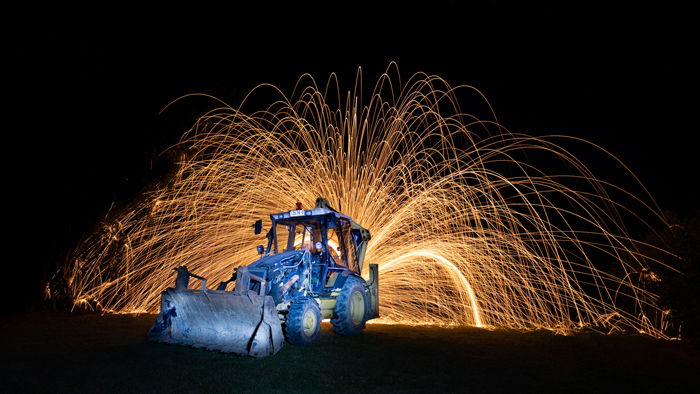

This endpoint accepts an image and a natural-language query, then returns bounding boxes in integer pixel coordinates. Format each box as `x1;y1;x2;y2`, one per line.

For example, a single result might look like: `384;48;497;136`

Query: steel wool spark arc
60;65;676;340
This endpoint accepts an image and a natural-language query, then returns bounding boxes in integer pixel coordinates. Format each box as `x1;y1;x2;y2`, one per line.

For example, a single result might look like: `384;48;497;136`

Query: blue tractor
148;198;378;357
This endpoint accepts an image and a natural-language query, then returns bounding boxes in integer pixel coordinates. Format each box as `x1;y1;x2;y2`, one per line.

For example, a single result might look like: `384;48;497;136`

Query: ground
1;312;698;393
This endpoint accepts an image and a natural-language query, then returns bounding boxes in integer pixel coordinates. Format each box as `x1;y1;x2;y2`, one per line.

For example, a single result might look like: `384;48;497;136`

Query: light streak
380;251;483;327
55;64;676;338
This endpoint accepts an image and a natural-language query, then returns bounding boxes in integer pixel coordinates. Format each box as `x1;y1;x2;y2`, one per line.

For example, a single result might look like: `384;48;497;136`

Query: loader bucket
147;288;284;357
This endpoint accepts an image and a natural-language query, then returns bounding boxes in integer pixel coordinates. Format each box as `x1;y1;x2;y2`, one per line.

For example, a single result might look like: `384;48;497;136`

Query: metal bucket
147;267;284;357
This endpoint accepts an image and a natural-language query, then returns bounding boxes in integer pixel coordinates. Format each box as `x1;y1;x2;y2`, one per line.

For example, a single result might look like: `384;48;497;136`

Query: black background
6;2;696;312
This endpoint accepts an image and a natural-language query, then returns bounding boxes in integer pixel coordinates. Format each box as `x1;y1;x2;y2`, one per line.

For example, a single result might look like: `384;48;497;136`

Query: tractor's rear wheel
284;296;321;346
331;276;369;335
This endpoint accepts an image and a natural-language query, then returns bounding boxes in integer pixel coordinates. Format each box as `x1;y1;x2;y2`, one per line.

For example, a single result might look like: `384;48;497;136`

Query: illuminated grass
2;313;697;392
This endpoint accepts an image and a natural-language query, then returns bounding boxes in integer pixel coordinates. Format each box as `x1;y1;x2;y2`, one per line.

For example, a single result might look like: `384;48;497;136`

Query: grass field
1;312;698;393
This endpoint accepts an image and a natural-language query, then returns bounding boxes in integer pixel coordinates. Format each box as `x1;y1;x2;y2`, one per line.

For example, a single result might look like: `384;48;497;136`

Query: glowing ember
59;66;676;338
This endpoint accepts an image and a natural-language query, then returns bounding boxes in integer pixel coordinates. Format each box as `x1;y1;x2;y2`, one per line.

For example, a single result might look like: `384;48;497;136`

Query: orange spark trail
55;64;677;339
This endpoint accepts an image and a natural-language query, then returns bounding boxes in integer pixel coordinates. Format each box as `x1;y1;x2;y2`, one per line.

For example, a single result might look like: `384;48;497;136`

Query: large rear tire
284;296;321;346
331;276;369;335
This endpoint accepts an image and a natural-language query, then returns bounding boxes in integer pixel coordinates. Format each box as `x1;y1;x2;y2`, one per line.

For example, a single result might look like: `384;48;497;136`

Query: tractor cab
266;206;362;292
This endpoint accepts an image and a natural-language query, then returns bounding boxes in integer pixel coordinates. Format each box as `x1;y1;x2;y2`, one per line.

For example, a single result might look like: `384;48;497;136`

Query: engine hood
249;250;304;270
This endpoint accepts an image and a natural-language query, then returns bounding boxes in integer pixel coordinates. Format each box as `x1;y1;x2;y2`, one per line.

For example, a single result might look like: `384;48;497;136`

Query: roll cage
268;207;361;275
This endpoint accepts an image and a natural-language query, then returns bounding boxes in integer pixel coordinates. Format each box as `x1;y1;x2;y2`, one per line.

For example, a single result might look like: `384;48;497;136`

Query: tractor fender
333;272;366;290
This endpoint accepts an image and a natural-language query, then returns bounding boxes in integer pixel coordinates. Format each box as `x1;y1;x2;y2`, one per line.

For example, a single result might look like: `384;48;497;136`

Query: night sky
6;3;695;312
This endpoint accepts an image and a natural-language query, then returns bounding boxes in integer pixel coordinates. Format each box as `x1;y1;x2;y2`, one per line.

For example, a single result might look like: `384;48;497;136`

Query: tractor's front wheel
331;276;369;335
284;296;321;346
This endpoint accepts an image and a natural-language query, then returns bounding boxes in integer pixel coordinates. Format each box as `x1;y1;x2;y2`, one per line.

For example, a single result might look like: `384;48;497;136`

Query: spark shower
58;65;676;338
